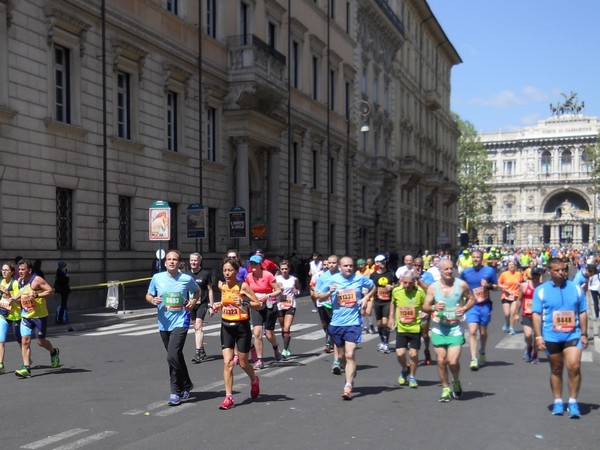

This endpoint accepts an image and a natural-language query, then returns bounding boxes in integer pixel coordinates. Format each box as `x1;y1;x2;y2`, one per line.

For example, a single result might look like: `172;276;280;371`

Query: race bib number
163;293;185;311
281;295;294;310
223;305;241;316
377;286;390;301
399;306;415;323
21;295;35;312
437;306;459;326
523;298;533;314
337;288;357;307
473;287;489;304
552;310;575;332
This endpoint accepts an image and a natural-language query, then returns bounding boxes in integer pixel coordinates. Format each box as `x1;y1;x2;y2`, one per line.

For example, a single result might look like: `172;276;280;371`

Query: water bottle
266;296;273;309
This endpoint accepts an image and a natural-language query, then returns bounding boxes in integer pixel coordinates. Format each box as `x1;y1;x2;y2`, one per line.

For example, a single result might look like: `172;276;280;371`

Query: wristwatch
581;333;588;337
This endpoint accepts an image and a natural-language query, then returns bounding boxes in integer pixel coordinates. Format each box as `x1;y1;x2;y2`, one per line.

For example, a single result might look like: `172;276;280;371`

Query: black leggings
591;290;599;318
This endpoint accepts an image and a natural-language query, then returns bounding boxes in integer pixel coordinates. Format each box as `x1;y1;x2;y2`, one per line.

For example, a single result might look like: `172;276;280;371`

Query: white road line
154;403;195;417
495;333;593;362
20;429;90;449
85;324;156;336
123;401;168;415
51;431;118;450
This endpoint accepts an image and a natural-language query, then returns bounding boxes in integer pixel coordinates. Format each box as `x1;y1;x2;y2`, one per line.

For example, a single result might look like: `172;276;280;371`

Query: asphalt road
2;291;600;450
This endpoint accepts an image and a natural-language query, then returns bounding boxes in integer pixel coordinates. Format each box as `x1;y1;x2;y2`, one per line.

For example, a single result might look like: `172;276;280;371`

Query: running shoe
0;362;4;374
332;361;342;375
253;359;264;370
502;323;509;333
250;346;258;362
452;379;462;399
168;394;181;406
50;348;60;368
281;349;291;359
15;366;31;378
370;325;376;334
469;358;479;371
531;355;539;364
424;350;432;365
509;328;516;335
191;352;206;364
568;401;581;418
377;342;384;352
233;354;239;365
382;344;390;354
439;387;452;403
408;376;418;389
552;401;565;416
478;353;486;367
324;343;333;354
219;396;235;410
311;308;317;313
181;390;191;400
398;368;409;386
523;350;532;362
250;376;260;399
362;327;369;334
274;348;283;362
342;384;353;400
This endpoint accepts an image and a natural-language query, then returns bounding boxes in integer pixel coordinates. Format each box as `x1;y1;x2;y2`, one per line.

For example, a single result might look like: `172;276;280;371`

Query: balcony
397;155;426;190
226;34;287;111
424;89;441;111
373;0;405;35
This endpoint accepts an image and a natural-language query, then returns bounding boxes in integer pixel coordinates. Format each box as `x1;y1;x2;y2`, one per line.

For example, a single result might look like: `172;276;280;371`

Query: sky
427;0;600;134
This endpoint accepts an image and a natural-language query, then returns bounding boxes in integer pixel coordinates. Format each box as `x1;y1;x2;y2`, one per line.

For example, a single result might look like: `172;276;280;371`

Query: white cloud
469;90;525;107
520;113;542;126
522;86;547;102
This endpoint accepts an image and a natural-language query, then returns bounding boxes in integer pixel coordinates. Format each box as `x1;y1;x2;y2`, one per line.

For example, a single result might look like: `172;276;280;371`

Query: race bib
377;286;390;301
473;287;489;304
21;295;35;312
552;310;575;332
163;293;185;311
337;288;357;307
437;306;459;326
523;298;533;314
223;305;241;316
281;295;294;310
399;306;415;323
503;291;515;302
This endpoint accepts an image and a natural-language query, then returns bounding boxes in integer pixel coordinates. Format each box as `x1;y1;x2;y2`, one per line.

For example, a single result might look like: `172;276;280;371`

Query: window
268;21;276;49
119;196;131;251
208;208;216;252
166;0;178;14
167;91;178;151
293;219;299;251
506;203;513;217
292;142;299;184
581;150;591;173
312;149;318;188
503;159;516;176
206;0;217;37
345;1;350;33
117;71;131;139
207;106;217;161
312;56;319;100
56;188;73;250
329;156;335;194
560;150;572;173
329;224;335;254
541;150;551;174
240;2;249;42
312;221;318;253
329;0;336;19
54;45;71;123
291;41;299;88
168;203;178;250
329;69;336;111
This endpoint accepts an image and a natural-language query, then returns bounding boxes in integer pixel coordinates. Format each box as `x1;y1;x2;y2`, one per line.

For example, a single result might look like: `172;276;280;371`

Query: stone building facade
0;0;460;297
479;113;600;248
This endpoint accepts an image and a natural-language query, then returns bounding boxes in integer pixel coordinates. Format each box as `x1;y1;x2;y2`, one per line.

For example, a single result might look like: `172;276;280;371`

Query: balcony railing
374;0;405;35
227;34;286;89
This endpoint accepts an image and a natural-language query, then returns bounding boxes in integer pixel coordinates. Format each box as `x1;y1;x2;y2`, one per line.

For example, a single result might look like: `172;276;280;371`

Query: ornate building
479;108;600;248
0;0;460;299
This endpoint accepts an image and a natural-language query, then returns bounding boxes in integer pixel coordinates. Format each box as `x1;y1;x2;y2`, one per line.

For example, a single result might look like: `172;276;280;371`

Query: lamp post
345;100;371;254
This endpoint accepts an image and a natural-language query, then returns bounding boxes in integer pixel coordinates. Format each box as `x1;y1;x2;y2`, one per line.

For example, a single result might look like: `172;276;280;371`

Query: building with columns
0;0;460;298
479;112;600;248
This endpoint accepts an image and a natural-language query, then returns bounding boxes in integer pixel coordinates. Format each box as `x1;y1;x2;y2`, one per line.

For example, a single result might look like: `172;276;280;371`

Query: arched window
581;149;591;173
541;150;551;174
561;150;572;173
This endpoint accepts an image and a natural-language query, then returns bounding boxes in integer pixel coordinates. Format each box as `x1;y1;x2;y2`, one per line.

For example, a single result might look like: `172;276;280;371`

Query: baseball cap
249;255;263;264
357;258;366;265
374;254;386;263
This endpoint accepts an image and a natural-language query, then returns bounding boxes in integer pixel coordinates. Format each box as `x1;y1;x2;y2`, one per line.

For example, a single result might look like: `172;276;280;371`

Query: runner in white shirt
276;260;300;359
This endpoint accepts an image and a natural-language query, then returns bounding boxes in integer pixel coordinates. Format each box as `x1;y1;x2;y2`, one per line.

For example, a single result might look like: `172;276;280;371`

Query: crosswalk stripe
495;333;593;362
51;431;118;450
20;429;90;449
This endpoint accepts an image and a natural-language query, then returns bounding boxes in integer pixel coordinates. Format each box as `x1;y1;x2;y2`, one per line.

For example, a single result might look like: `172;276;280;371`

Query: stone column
267;148;280;250
234;136;250;219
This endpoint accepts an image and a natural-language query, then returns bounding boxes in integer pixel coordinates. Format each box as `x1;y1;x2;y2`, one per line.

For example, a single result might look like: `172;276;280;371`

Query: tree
454;113;494;241
586;135;600;191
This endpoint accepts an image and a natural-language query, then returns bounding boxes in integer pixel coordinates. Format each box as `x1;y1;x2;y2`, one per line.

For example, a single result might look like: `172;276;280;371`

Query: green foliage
453;113;494;234
587;135;600;191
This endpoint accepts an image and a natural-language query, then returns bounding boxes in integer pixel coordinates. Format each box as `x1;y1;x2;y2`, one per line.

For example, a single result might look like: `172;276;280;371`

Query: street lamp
345;100;371;254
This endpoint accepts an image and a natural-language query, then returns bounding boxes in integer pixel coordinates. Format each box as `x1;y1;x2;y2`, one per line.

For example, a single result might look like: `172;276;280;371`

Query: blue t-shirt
326;272;374;327
571;269;588;289
148;271;199;331
460;265;498;304
316;270;338;308
532;279;586;343
420;271;434;285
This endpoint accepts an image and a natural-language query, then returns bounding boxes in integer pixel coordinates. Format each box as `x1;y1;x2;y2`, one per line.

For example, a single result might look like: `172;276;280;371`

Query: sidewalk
48;301;157;334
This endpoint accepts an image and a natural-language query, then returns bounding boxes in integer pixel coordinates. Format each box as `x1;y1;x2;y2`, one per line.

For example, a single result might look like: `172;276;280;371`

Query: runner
423;259;474;402
498;261;523;335
276;260;300;359
520;267;543;364
213;257;262;410
532;257;588;418
413;257;433;365
460;250;498;370
389;270;426;388
0;261;21;374
187;253;214;363
369;254;397;353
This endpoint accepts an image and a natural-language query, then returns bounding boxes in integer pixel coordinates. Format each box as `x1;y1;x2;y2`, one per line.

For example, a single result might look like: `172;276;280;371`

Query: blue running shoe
502;324;509;333
552;401;564;416
568;402;581;418
168;394;181;406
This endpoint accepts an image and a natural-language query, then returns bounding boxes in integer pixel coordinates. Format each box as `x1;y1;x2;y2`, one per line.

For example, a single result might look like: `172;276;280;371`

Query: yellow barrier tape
71;277;152;291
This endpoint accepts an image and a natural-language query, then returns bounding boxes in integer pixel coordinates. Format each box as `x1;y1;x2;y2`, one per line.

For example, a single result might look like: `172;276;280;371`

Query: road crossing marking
495;333;593;362
20;429;117;450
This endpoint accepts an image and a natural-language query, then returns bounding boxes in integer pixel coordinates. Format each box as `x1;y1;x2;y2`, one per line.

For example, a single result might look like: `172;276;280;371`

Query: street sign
149;201;171;241
229;206;247;238
187;203;206;239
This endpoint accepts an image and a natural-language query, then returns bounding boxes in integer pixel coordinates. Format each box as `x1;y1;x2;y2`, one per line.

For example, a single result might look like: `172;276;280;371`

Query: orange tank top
221;282;249;322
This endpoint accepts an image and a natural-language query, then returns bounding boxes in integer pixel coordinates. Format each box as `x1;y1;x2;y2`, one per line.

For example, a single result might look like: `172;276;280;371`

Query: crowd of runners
144;245;593;417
